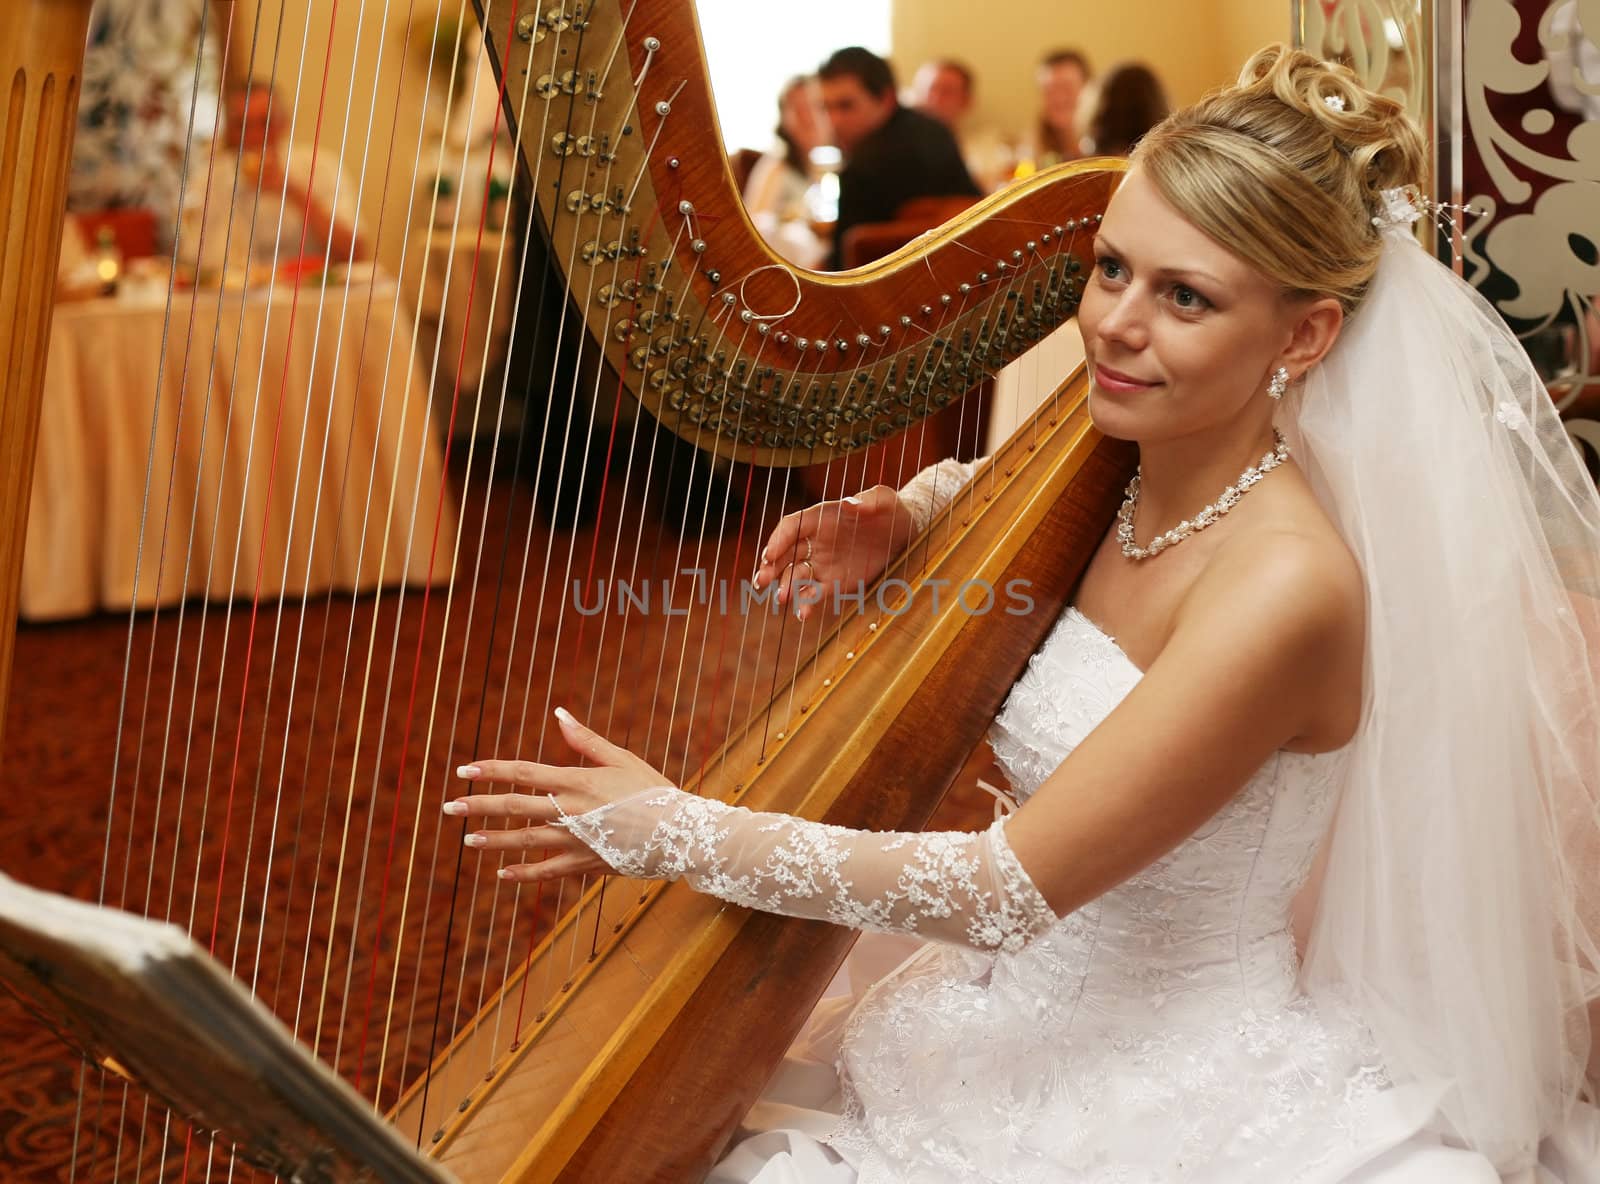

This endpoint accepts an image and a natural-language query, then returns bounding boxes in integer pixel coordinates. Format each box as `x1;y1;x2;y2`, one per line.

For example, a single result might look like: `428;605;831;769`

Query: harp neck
487;0;1121;467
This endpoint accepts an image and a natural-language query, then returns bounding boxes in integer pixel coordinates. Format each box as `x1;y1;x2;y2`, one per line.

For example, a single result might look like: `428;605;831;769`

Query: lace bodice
826;607;1393;1183
985;608;1346;1022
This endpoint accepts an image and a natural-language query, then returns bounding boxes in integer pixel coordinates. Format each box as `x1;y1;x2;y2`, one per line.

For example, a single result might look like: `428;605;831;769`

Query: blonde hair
1131;45;1428;313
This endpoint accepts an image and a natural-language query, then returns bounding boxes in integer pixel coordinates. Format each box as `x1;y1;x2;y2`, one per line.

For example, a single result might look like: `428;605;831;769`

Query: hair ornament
1372;185;1485;243
1373;185;1425;230
1323;93;1346;112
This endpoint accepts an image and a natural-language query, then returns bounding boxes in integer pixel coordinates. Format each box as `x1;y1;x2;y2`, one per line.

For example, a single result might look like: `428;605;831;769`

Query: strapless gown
707;608;1600;1184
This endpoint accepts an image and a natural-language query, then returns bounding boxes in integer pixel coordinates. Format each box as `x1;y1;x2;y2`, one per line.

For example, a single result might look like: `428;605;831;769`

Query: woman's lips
1093;364;1159;394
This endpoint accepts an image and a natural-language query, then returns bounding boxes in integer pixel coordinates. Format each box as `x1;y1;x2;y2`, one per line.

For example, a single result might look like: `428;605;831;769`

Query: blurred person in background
67;0;220;250
1081;62;1170;157
1026;47;1093;170
184;82;370;281
743;76;830;269
908;58;1015;192
817;46;979;269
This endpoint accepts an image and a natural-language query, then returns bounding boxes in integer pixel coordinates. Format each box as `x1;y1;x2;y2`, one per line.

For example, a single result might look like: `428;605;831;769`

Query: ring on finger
803;536;814;563
797;558;816;582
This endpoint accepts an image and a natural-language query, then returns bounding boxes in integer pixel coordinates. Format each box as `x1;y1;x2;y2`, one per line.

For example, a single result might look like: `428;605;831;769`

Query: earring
1267;366;1290;401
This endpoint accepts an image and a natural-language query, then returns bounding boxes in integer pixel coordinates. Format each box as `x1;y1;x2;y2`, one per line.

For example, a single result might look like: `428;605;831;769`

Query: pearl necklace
1117;429;1291;560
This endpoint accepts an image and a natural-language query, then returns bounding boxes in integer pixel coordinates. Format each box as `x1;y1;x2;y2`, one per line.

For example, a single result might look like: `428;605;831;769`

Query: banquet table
21;276;458;621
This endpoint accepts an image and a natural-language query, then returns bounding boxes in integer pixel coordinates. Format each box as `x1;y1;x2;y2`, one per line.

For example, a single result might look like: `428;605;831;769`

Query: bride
444;47;1600;1181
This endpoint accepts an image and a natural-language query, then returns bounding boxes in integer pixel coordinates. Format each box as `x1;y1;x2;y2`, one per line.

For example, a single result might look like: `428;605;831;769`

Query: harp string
473;18;793;1056
247;0;375;1084
270;0;434;1069
206;0;365;1173
565;203;701;977
183;0;341;1171
174;6;276;1165
350;0;529;1099
496;6;729;1061
377;0;608;1107
406;0;662;1126
259;0;517;1123
423;74;593;1123
297;0;471;1089
419;5;607;1104
80;0;271;1176
110;0;451;1164
644;266;753;772
669;315;775;800
241;0;393;1057
375;0;542;1108
321;0;538;1097
494;3;672;1036
770;288;974;728
152;0;305;1062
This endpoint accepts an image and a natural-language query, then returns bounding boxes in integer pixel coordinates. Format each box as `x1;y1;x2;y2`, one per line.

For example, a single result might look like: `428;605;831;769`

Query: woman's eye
1096;257;1123;281
1171;284;1209;310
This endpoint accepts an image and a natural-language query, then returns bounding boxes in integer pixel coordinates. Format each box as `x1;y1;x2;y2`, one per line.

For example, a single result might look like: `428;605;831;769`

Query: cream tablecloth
22;278;458;621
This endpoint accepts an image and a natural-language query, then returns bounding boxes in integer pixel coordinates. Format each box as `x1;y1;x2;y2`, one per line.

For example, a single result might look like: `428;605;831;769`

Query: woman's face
1039;61;1087;132
1077;167;1305;444
780;81;827;154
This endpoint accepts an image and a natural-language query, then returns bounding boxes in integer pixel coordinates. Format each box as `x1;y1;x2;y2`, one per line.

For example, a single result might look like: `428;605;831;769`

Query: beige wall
890;0;1292;147
1218;1;1298;82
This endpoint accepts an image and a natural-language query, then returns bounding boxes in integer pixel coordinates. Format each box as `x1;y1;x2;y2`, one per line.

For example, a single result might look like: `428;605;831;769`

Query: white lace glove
553;787;1059;955
897;457;983;535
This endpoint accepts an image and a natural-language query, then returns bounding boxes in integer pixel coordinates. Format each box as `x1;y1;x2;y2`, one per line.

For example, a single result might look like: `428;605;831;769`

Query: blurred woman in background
743;75;830;269
1082;61;1170;157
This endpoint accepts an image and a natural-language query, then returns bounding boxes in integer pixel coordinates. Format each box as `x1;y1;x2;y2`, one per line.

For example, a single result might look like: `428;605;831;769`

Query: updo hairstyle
1131;46;1428;313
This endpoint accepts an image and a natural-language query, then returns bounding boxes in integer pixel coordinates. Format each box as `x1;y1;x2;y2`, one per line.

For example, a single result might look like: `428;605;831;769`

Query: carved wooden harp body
0;1;1131;1180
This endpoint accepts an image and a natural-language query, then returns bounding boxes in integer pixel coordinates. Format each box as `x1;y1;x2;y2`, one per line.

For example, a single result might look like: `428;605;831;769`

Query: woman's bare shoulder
1199;473;1363;626
1175;505;1365;750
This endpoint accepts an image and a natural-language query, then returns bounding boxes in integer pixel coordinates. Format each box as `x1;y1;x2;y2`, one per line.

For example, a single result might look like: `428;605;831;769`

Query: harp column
0;0;93;752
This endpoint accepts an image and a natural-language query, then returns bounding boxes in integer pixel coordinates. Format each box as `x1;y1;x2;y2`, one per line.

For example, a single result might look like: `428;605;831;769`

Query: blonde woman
451;48;1600;1182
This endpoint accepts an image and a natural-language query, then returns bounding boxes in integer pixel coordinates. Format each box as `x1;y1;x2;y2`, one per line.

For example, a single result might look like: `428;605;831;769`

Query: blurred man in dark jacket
817;47;979;269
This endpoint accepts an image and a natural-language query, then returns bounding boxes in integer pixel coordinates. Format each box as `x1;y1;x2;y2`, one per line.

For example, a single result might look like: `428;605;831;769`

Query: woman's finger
552;706;633;768
776;560;828;622
463;823;578;853
497;850;610;884
442;791;561;822
455;758;584;792
760;509;805;565
760;501;837;567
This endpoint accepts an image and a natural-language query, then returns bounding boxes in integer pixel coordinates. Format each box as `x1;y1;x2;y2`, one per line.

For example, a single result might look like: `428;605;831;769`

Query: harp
0;0;1130;1179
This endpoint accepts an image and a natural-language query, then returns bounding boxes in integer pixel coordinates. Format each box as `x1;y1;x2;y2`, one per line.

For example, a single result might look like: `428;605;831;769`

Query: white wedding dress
699;602;1600;1184
551;441;1600;1183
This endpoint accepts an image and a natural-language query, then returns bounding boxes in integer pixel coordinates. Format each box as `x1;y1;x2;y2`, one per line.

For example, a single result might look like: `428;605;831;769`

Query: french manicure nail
442;800;467;815
497;868;513;879
457;764;481;779
464;833;486;847
554;706;577;726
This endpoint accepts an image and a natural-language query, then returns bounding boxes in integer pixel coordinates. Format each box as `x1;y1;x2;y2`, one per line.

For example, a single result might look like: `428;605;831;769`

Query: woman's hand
443;708;674;883
752;484;917;621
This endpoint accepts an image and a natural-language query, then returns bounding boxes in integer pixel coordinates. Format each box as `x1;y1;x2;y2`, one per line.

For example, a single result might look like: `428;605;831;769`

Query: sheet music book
0;871;454;1184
